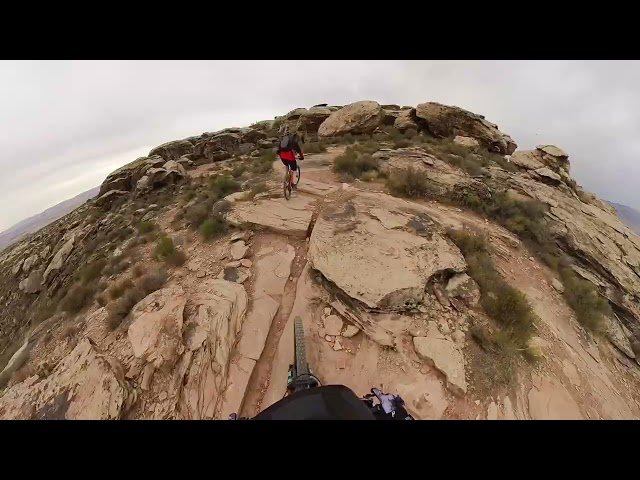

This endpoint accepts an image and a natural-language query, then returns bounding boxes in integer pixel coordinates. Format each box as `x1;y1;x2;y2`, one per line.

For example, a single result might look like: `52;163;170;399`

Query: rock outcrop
0;339;134;420
148;139;195;161
415;102;517;155
318;101;384;137
309;191;466;309
296;106;332;141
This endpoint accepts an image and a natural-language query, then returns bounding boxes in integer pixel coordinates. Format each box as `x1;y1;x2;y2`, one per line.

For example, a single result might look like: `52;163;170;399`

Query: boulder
415;102;517;155
137;160;187;194
445;273;480;307
413;329;467;396
99;156;165;196
296;107;332;141
534;167;562;184
280;108;308;135
43;235;76;284
382;109;400;126
95;190;128;209
394;109;418;132
453;136;480;152
193;133;241;163
318;101;384;137
12;259;22;276
308;191;466;309
225;196;314;237
511;151;545;170
21;269;43;294
22;254;39;273
551;278;565;293
149;139;194;161
323;315;343;336
535;144;570;172
230;241;249;260
99;176;130;196
0;339;134;420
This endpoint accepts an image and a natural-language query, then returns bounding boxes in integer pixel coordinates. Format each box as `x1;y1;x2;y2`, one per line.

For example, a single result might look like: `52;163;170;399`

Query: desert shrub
482;192;549;243
251;150;275;174
96;294;108;307
61;323;79;339
361;170;379;182
243;182;268;201
478;148;518;172
78;259;107;284
404;128;418;139
183;189;197;202
392;138;411;149
387;167;435;198
108;278;135;300
231;164;246;178
559;268;610;333
354;139;381;155
448;229;536;347
382;126;403;140
132;264;145;278
137;269;167;296
342;133;356;144
333;147;380;179
185;204;210;228
137;221;156;235
200;218;228;241
154;235;186;267
60;284;96;314
106;289;144;330
303;142;325;154
209;175;240;199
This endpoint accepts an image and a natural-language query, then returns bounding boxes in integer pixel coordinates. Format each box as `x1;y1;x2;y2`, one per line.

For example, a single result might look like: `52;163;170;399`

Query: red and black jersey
277;134;304;161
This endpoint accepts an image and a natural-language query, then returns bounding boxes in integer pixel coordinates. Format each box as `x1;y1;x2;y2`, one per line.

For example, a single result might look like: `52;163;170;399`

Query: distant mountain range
0;187;99;252
608;201;640;234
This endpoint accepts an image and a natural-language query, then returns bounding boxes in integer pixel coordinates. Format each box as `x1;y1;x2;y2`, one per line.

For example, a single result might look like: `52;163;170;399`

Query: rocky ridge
1;99;640;420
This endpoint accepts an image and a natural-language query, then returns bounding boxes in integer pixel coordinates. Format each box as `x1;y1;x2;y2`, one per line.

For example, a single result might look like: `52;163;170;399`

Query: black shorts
280;158;298;171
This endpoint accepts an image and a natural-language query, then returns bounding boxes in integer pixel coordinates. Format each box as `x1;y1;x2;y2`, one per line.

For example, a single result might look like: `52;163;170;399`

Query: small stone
342;324;360;338
318;328;326;338
552;278;565;293
240;259;252;268
439;321;451;336
474;400;481;406
333;338;343;351
324;307;332;317
196;270;206;278
323;315;343;336
225;261;242;268
487;401;498;420
452;330;465;346
325;335;333;342
158;392;168;401
408;328;423;337
230;241;248;260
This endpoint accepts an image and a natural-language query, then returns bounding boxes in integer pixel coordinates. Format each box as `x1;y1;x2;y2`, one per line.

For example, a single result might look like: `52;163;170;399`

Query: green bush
392;138;411;149
154;235;187;266
185;203;210;228
243;182;268;201
382;126;403;140
132;264;145;278
342;133;356;144
448;229;536;347
78;259;107;284
108;278;135;300
333;147;380;179
137;221;156;235
200;218;228;241
209;175;240;199
361;170;379;182
251;150;276;174
559;268;610;333
387;167;435;198
303;142;326;154
231;165;246;178
60;284;96;314
106;288;143;330
137;269;167;296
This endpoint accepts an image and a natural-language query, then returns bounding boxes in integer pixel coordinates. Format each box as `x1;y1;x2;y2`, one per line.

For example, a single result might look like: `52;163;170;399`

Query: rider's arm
292;138;304;160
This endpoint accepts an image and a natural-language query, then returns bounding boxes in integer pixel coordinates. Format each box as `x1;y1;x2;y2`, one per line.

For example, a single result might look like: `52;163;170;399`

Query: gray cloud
1;60;638;231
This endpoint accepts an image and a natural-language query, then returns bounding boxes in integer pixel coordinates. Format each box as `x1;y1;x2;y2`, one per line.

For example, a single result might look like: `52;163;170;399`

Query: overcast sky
1;60;638;231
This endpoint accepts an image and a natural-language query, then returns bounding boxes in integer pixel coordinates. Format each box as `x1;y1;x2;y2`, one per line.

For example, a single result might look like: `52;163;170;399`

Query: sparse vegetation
448;229;536;348
60;284;96;314
231;164;246;178
392;138;411;149
243;182;268;201
333;147;380;180
61;323;79;339
78;259;107;284
154;235;186;266
559;268;610;333
251;149;276;174
387;167;435;198
108;278;135;300
303;142;326;154
137;269;168;295
200;218;227;241
132;264;145;278
208;175;241;199
137;221;156;235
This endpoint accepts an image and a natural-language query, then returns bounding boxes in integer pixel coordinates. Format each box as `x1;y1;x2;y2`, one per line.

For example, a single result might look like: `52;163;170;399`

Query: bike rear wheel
294;316;308;376
283;169;291;200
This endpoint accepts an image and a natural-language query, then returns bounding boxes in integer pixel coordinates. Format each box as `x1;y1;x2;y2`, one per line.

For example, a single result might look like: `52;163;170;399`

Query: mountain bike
228;315;414;420
283;163;301;201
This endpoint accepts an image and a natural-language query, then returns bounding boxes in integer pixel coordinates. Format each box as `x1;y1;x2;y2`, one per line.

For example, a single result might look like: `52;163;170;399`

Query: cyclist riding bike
277;129;304;189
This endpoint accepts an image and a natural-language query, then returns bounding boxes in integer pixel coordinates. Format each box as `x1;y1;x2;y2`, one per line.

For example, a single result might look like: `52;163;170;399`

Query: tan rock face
413;330;467;396
527;375;582;420
309;191;466;309
453;135;480;151
415;102;517;155
393;109;418;132
0;339;134;420
225;196;314;237
43;234;76;284
318;101;384;137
